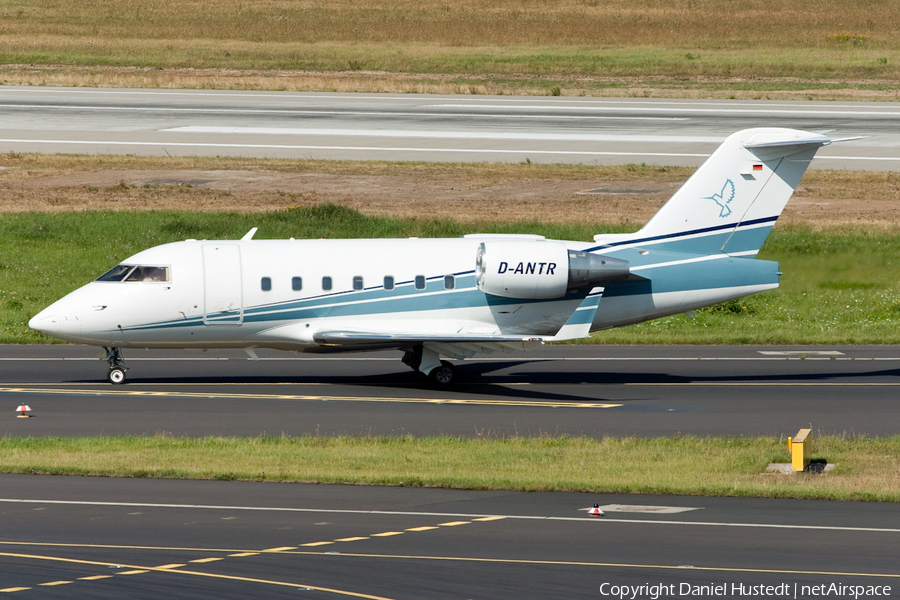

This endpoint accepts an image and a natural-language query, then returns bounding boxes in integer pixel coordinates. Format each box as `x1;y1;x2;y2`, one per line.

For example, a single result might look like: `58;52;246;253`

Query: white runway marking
0;138;894;162
0;498;897;534
0;138;711;158
163;126;715;142
1;103;685;122
4;87;898;113
436;103;900;117
1;355;898;362
588;504;704;514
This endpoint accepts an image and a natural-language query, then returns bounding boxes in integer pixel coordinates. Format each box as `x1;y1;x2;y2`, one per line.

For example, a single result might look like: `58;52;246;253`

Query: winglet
241;227;258;241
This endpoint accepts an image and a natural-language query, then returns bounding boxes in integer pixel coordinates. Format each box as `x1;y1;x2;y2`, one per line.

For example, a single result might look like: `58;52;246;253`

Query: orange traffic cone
588;504;604;517
15;404;32;419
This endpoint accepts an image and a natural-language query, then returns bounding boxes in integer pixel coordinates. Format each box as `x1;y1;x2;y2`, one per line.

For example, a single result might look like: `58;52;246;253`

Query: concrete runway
1;475;898;599
2;345;899;438
1;87;899;169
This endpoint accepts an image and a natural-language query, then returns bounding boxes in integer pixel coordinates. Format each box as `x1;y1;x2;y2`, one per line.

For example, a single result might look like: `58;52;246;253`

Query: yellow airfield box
788;428;812;472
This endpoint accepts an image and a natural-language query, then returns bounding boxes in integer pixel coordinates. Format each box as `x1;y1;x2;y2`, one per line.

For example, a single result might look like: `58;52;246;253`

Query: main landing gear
402;345;457;386
103;347;128;384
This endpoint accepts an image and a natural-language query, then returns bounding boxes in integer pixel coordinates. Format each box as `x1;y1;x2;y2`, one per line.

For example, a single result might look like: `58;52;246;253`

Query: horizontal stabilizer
744;135;862;149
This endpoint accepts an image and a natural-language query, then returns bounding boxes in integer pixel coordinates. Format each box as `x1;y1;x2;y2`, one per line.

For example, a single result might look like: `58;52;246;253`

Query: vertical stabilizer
634;128;852;257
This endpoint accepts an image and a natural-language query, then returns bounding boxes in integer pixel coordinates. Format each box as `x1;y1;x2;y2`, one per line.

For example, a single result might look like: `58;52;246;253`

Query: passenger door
202;244;243;324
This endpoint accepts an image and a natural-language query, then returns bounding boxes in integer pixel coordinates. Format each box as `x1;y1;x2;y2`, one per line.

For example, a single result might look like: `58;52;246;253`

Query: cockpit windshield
96;265;170;283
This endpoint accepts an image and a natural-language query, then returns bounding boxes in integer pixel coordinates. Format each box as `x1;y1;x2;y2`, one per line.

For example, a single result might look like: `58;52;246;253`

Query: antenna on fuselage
241;227;258;241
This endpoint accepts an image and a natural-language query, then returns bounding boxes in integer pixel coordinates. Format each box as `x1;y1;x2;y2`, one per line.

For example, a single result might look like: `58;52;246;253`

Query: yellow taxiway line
0;551;398;599
0;386;621;408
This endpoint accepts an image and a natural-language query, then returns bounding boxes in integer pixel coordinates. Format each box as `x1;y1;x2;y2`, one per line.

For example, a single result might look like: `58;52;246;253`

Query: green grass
2;435;898;501
2;207;899;344
596;224;900;344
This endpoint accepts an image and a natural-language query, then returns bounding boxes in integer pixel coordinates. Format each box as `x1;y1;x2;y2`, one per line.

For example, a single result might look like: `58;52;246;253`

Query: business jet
30;128;854;385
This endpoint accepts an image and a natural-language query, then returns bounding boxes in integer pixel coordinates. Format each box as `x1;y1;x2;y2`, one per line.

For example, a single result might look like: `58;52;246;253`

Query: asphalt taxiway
1;475;898;599
2;345;899;598
2;345;898;438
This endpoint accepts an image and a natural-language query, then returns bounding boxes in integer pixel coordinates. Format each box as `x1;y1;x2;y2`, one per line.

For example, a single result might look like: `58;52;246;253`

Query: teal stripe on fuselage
602;255;779;299
122;273;589;332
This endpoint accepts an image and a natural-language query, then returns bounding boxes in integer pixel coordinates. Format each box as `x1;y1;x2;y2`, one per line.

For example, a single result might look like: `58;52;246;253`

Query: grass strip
2;435;898;502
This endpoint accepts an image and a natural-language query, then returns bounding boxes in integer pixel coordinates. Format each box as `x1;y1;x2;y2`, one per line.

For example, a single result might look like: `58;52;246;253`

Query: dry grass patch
4;0;900;49
3;0;900;96
2;153;900;229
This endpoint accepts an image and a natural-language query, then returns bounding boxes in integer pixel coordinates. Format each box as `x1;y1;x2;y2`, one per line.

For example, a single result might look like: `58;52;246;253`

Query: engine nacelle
475;241;630;299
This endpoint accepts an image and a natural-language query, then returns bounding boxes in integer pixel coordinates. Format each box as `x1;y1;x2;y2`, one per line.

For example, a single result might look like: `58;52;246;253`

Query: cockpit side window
96;264;135;282
124;266;170;283
97;264;170;283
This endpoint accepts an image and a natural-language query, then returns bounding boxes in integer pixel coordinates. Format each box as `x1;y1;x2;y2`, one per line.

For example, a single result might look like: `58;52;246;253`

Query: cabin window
444;275;455;290
322;276;332;291
261;277;272;291
384;275;394;290
415;275;426;290
124;266;169;283
292;276;303;291
353;276;364;291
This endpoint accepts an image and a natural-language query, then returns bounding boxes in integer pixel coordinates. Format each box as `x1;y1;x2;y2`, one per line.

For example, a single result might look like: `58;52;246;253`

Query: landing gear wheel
102;347;128;384
107;367;126;385
430;361;456;386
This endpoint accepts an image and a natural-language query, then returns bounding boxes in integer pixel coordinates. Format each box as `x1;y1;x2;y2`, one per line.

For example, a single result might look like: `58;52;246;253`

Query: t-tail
590;128;859;330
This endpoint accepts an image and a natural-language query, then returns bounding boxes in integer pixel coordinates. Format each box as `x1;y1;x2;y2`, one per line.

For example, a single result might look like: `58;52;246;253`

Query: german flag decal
752;164;764;171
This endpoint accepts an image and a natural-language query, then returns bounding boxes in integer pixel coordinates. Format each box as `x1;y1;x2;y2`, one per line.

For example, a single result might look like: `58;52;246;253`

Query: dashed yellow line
189;557;223;564
0;516;507;594
302;541;335;547
0;551;399;599
0;540;247;553
0;386;621;409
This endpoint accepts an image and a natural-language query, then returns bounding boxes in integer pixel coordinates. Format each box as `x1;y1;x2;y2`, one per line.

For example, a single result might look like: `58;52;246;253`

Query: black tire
107;367;126;385
430;361;456;386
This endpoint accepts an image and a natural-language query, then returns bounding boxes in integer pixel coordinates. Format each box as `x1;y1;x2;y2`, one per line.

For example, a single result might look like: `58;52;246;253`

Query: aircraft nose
29;311;82;339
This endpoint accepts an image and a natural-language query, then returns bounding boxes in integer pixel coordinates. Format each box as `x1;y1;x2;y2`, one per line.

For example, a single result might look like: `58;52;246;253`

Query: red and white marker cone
15;404;32;419
588;504;604;517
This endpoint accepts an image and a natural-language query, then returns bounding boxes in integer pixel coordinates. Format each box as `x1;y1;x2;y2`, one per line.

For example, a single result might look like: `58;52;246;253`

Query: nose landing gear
103;347;128;384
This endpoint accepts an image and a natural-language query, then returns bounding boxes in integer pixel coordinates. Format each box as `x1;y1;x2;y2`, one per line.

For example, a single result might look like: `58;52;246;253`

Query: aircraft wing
313;330;543;347
312;330;545;359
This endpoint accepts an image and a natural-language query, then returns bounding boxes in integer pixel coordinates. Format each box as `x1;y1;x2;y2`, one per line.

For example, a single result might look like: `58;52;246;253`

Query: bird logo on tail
704;179;735;218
